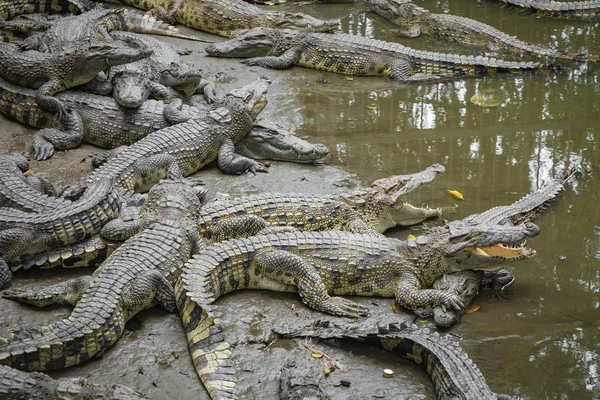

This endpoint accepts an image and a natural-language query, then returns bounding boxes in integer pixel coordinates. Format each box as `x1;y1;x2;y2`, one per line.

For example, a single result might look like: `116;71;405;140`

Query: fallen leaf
22;170;33;177
290;303;296;311
345;77;354;81
80;157;87;163
447;190;464;200
465;305;481;314
367;105;377;110
407;234;416;239
506;191;518;195
391;302;397;313
323;366;332;376
380;29;387;33
311;352;324;359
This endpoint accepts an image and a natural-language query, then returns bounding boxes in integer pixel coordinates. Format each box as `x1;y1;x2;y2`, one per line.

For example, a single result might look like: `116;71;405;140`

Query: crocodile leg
0;228;37;262
163;99;192;124
32;109;84;161
240;47;301;69
390;58;443;82
217;139;268;174
100;219;142;241
2;276;93;307
395;273;465;311
253;249;370;318
35;78;67;117
129;153;184;192
0;260;10;291
122;270;177;313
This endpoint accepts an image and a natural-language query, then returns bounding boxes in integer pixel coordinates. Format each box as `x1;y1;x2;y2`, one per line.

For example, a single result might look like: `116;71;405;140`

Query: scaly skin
117;0;339;37
87;78;271;191
0;180;204;372
273;321;510;400
0;364;150;399
491;0;600;20
205;28;554;81
0;0;93;21
176;221;539;398
372;0;592;61
0;40;152;117
0;153;70;211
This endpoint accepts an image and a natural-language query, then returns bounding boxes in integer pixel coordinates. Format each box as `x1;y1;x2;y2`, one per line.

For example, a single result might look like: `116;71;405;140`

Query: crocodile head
371;0;428;37
226;77;271;119
205;28;292;58
236;119;329;164
159;62;204;97
341;164;445;231
267;12;339;33
112;70;151;109
435;220;540;271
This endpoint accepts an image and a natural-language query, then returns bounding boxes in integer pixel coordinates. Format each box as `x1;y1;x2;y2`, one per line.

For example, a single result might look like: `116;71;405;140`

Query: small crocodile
273;320;513;400
0;153;69;211
0;364;149;399
205;28;555;82
116;0;339;37
0;179;205;371
490;0;600;20
176;221;539;398
372;0;592;61
0;178;121;289
87;78;271;192
0;40;152;117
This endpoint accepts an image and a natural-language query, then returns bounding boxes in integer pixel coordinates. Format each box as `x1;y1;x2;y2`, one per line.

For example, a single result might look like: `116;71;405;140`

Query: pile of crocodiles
0;0;593;398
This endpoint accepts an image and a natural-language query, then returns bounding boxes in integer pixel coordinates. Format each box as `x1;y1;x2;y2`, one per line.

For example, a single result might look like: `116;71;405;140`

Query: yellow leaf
367;105;377;110
22;169;32;177
380;29;387;33
506;191;518;195
465;305;481;314
290;303;296;311
447;190;464;200
391;302;397;313
311;352;324;358
407;234;416;239
345;77;354;81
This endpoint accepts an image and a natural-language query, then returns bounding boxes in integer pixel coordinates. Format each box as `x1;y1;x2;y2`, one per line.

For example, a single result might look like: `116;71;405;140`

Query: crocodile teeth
473;248;489;257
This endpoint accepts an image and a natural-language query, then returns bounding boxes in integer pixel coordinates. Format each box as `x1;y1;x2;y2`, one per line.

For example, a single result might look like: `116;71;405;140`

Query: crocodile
0;364;150;399
430;169;580;327
0;177;121;290
0;179;205;372
273;320;513;400
176;221;539;398
116;0;339;38
0;40;152;118
371;0;592;62
205;28;556;82
0;153;70;211
87;77;271;192
490;0;600;20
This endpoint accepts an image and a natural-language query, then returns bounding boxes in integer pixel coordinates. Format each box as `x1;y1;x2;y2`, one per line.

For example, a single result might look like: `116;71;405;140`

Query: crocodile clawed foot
246;162;269;175
440;293;464;311
241;58;260;67
325;297;370;318
33;139;55;161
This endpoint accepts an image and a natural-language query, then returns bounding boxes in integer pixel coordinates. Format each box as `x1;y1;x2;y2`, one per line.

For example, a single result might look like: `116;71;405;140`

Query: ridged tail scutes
176;270;238;399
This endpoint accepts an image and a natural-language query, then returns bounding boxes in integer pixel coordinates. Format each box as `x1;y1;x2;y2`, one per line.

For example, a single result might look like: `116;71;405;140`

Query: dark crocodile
205;28;556;82
372;0;592;61
0;40;152;118
431;169;580;327
0;364;149;399
116;0;339;38
490;0;600;20
0;153;70;211
273;320;513;400
0;177;121;289
87;78;271;192
0;179;205;371
176;221;539;398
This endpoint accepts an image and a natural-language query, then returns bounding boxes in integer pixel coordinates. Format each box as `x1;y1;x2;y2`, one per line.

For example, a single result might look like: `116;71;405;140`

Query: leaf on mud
447;190;464;200
465;305;481;314
391;302;397;313
380;29;387;33
80;157;87;163
407;234;416;239
506;191;518;195
345;77;354;81
323;366;332;376
311;352;324;359
22;169;33;177
290;303;296;311
367;105;377;110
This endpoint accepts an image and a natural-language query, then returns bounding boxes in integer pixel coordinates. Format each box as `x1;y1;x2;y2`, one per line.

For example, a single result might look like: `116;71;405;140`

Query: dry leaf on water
465;305;481;314
447;190;464;200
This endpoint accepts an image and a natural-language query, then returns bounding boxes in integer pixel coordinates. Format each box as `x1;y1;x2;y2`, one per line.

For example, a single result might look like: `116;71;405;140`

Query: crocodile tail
0;0;87;20
175;258;238;400
108;8;211;42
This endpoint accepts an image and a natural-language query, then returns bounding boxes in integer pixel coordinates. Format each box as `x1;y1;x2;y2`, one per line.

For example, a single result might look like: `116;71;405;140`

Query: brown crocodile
205;28;557;82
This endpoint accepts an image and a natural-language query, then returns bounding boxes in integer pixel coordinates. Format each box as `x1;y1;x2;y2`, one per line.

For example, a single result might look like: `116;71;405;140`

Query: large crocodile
0;40;152;118
116;0;339;37
273;320;512;400
205;28;555;82
0;364;149;399
87;78;271;192
490;0;600;20
176;221;539;398
0;177;121;289
372;0;592;61
0;179;205;372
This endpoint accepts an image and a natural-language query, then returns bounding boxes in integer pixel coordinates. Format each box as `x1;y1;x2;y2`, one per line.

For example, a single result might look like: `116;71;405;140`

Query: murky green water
0;1;598;399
